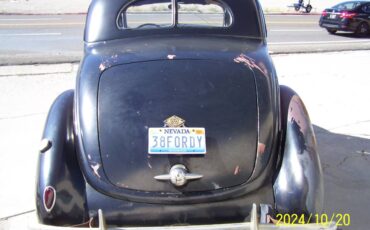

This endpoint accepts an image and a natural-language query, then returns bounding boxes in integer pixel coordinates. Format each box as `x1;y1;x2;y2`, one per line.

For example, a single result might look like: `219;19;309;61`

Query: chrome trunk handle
154;164;203;187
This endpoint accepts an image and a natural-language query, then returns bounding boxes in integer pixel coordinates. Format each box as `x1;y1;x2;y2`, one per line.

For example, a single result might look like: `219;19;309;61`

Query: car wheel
326;28;337;34
305;4;312;13
356;22;370;36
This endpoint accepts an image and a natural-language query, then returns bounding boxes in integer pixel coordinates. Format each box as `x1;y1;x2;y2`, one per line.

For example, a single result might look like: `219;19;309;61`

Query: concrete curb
2;48;370;68
0;50;366;77
0;63;79;77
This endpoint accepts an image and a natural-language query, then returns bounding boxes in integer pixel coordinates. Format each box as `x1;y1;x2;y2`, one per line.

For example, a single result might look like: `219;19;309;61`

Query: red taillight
340;11;357;19
43;186;56;212
322;11;328;17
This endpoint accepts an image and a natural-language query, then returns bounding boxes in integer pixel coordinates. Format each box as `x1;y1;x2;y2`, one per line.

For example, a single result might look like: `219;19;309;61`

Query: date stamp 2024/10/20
272;213;350;227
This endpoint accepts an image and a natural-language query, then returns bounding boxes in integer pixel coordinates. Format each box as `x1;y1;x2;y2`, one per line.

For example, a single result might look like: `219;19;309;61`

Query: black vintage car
35;0;328;229
320;1;370;35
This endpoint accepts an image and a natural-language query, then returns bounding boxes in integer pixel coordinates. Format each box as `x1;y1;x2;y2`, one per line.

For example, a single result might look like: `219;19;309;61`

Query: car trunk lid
97;59;258;193
322;8;356;23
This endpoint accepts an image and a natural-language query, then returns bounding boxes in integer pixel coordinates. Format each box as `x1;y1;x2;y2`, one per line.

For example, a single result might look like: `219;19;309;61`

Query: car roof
334;0;369;5
84;0;264;43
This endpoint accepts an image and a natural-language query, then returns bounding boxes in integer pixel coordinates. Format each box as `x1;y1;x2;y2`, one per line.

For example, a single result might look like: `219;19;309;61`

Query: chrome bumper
30;204;337;230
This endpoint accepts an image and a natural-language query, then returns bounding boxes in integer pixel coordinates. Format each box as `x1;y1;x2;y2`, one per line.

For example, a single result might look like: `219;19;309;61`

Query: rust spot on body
234;54;268;78
234;165;240;175
91;163;101;178
167;54;176;60
258;142;266;155
99;60;112;72
99;63;106;72
267;215;278;224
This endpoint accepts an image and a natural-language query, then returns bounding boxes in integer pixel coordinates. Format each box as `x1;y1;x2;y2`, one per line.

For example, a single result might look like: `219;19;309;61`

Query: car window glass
363;4;370;13
333;2;359;10
118;0;173;29
353;2;362;9
178;0;232;27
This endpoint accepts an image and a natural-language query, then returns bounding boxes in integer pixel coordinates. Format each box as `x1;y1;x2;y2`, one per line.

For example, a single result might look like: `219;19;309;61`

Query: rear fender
273;86;324;216
36;90;87;225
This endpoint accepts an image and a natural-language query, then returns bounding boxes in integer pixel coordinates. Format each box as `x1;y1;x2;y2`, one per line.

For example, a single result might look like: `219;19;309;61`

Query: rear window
178;1;232;27
332;1;362;10
120;0;173;29
117;0;232;30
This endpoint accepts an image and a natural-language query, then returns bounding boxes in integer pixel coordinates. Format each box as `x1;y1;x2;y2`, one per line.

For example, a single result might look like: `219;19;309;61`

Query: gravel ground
0;51;369;229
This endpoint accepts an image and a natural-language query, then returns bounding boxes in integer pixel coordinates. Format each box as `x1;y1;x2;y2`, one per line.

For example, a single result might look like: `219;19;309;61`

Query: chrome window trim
116;0;233;30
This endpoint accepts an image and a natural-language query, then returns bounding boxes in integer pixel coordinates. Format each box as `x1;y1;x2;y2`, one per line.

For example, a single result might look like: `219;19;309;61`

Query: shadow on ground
314;125;370;230
330;32;370;38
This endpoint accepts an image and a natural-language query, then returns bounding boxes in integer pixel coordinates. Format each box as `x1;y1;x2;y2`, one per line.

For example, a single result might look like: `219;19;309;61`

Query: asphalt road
1;14;370;65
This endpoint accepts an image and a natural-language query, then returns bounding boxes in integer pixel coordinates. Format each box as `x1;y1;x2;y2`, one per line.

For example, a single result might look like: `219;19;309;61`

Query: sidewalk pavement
0;0;90;14
0;0;343;15
0;51;369;138
0;63;77;77
0;51;369;229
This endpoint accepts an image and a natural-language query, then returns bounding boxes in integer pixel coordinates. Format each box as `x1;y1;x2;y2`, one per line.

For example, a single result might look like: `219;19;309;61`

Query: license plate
322;23;338;28
148;127;206;154
329;14;337;19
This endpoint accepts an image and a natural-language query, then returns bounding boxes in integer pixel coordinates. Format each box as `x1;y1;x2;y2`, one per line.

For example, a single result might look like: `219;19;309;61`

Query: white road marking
266;21;317;24
268;39;370;45
270;29;323;32
0;18;62;21
0;33;62;36
266;14;311;17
